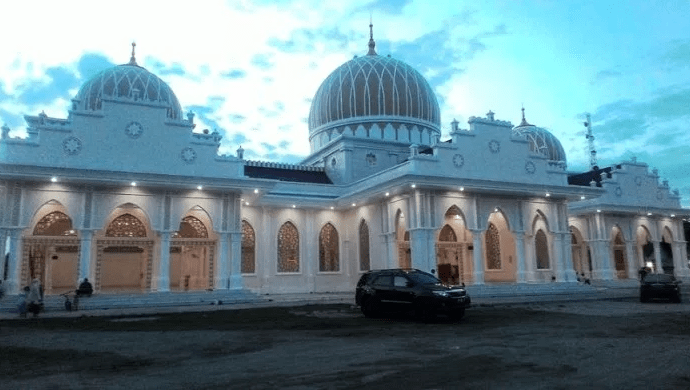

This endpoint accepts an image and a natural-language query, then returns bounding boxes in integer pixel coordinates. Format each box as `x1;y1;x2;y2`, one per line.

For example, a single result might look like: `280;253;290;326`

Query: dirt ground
1;298;689;390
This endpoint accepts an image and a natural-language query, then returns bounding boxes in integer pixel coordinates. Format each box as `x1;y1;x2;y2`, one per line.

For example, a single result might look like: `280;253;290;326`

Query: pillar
653;240;663;273
0;228;7;280
229;232;243;289
5;229;22;294
561;233;578;282
514;232;527;283
553;233;566;281
625;240;637;279
215;232;230;289
471;229;484;285
157;231;171;292
78;230;94;282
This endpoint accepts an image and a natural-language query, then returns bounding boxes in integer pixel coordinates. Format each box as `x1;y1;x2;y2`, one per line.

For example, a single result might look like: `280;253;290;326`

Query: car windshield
407;272;441;285
644;274;675;283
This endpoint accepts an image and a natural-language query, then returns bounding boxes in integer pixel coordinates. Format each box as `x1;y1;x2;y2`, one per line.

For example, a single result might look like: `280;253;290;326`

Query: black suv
355;269;471;321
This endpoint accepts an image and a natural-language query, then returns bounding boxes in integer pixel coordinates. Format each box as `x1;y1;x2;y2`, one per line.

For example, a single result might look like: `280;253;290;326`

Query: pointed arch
172;216;208;238
241;220;256;274
532;209;550;233
319;223;339;272
105;214;147;237
570;226;591;279
486;222;501;269
359;219;370;271
439;225;457;242
278;222;299;273
535;229;550;269
611;226;627;278
33;211;77;236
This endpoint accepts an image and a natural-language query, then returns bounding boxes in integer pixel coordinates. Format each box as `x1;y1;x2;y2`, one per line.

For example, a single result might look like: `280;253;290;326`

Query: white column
215;232;230;289
561;233;577;282
78;230;94;282
625;240;637;279
553;233;566;281
671;241;688;278
471;229;484;285
653;240;663;273
514;232;527;283
5;229;22;294
0;228;7;280
157;232;171;292
229;232;243;289
384;232;396;269
524;234;536;282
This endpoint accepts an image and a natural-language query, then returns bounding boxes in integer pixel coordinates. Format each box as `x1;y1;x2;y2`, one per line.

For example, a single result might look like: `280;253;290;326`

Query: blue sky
1;0;689;207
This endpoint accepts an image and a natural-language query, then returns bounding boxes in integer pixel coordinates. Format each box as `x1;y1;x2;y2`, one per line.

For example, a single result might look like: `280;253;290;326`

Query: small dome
74;49;182;120
308;26;440;140
512;109;567;163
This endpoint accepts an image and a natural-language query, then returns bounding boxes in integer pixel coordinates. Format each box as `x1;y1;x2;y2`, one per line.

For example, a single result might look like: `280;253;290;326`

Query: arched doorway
636;226;655;272
570;227;591;280
436;206;472;285
170;215;215;291
612;227;628;279
23;208;79;295
97;210;153;293
395;210;411;268
660;227;674;275
484;210;516;283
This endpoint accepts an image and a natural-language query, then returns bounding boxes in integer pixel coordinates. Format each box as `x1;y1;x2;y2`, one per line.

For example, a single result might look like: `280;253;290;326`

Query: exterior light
292;205;296;208
494;208;498;212
580;196;586;200
385;192;390;197
411;184;416;188
131;182;137;186
596;209;601;213
670;214;675;218
647;212;652;216
197;185;203;190
51;177;58;182
245;202;249;206
459;187;464;191
352;203;356;207
545;193;551;197
330;206;334;210
254;188;259;194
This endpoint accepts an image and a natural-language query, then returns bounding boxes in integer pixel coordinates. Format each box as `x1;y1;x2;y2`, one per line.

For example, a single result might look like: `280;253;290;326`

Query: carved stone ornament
181;147;197;163
124;121;144;139
615;187;623;197
525;161;536;174
452;154;464;168
489;139;501;153
63;136;82;155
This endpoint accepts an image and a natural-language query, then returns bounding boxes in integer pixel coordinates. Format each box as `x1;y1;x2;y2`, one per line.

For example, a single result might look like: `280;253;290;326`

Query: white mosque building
1;30;688;298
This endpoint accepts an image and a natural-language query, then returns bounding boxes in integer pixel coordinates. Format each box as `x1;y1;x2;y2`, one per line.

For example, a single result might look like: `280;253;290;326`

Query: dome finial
519;104;532;126
129;41;137;65
367;17;377;56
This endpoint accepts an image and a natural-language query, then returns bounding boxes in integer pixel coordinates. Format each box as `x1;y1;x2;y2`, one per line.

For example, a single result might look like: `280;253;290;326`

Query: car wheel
361;297;380;318
449;308;465;322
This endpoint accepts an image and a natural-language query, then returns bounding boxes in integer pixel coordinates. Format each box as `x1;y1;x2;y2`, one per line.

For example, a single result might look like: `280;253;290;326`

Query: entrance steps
0;289;260;313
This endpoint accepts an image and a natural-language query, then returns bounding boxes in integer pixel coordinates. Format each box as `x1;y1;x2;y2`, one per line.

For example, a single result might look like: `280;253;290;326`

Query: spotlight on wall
51;177;58;183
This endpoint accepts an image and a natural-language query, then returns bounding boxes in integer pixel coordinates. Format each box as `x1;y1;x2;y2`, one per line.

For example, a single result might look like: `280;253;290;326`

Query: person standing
26;279;42;317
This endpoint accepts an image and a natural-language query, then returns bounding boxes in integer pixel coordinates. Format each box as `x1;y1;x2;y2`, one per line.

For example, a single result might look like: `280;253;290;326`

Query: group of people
13;278;93;317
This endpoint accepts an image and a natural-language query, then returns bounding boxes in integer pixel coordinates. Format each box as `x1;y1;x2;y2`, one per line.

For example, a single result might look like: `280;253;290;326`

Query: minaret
367;19;377;56
129;42;138;65
584;113;598;169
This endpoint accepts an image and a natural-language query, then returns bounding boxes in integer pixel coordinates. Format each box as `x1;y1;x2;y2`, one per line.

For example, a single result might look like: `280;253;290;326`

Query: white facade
1;39;688;297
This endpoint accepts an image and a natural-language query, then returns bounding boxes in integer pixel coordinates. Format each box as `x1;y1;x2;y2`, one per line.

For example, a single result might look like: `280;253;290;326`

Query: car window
408;272;441;285
372;275;392;287
644;274;675;283
393;276;409;287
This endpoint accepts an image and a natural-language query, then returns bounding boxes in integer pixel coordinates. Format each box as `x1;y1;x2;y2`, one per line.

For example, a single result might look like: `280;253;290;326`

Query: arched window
106;213;146;237
439;225;457;242
33;211;77;236
486;223;501;269
535;230;550;269
172;216;208;238
359;220;370;271
277;222;299;273
241;220;256;274
319;223;339;272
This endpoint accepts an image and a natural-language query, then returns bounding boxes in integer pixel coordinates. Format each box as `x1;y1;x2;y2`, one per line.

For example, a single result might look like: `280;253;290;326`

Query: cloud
591;69;622;84
222;69;247;79
250;53;274;70
17;65;80;105
662;40;690;69
230;133;248;145
187;105;222;133
229;114;247;124
77;53;116;79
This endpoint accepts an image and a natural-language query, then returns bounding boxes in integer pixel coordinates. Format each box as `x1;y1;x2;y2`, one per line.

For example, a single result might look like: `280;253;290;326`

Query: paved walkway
0;282;648;321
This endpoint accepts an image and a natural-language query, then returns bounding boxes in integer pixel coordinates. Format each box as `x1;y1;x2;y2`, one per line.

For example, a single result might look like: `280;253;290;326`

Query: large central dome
308;27;440;150
74;46;182;120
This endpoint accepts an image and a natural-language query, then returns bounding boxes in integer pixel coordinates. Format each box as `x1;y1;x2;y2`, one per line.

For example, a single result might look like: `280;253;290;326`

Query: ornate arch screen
172;216;208;238
242;220;256;274
278;222;299;273
319;223;339;272
486;223;501;270
105;214;146;237
359;220;370;271
33;212;77;236
535;230;550;269
439;225;457;242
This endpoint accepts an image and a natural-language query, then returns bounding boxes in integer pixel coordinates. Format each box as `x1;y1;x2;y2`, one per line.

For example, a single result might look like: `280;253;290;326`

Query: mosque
1;27;688;298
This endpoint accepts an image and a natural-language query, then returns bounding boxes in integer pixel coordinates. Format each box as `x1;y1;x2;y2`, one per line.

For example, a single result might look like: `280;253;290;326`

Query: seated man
77;278;93;297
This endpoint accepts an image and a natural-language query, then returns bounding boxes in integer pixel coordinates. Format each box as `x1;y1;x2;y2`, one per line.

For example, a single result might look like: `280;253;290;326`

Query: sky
1;0;689;207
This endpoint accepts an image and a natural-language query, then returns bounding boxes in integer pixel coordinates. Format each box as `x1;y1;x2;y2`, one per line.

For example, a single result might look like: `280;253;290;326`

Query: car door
390;275;416;311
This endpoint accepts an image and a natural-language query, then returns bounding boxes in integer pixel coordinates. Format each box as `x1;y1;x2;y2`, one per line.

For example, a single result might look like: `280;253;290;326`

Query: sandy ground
1;298;689;390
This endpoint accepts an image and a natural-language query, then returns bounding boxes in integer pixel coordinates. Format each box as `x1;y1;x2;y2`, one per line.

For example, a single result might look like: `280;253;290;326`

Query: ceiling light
411;184;416;188
51;177;57;182
647;212;652;216
330;206;334;210
245;202;249;206
580;196;586;200
292;205;296;208
596;209;601;213
131;182;137;186
459;187;464;191
671;214;675;217
197;185;203;190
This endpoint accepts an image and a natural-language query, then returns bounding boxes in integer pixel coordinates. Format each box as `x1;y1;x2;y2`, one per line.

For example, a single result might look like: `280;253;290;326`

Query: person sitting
77;278;93;297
